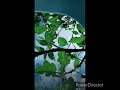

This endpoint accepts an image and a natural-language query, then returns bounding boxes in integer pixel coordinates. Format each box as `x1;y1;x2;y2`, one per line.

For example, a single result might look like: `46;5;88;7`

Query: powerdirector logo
76;82;104;88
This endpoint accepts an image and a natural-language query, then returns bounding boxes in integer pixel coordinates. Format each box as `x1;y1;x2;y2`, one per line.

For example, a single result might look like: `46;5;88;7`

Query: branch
72;43;76;49
63;55;86;75
35;48;86;56
57;26;63;35
76;71;86;78
52;43;60;48
76;55;86;68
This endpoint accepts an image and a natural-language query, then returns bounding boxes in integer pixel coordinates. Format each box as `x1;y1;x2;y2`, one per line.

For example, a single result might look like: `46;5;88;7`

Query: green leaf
58;14;64;20
35;46;44;52
35;60;57;76
38;40;48;45
74;57;80;61
47;44;52;49
35;66;44;74
52;14;58;17
48;15;59;22
45;63;57;76
68;21;74;25
35;16;40;23
74;59;80;67
77;42;85;48
58;37;68;46
73;31;78;35
43;13;50;20
67;54;80;60
58;51;66;59
64;56;70;66
45;31;54;41
58;57;70;66
42;60;49;67
35;68;44;74
66;77;76;90
48;52;54;60
70;35;85;43
49;63;56;71
43;13;50;17
45;71;56;77
35;16;40;20
67;77;74;83
77;24;85;33
35;25;47;34
68;28;74;30
58;65;65;73
50;21;62;26
49;24;58;34
42;61;56;72
58;52;70;73
57;58;70;73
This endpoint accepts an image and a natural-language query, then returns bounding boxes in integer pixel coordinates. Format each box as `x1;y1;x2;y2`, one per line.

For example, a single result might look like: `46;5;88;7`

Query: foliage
34;12;85;90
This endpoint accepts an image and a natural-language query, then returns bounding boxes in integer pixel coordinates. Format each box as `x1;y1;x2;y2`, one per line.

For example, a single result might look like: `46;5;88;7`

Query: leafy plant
34;12;86;90
58;37;68;46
